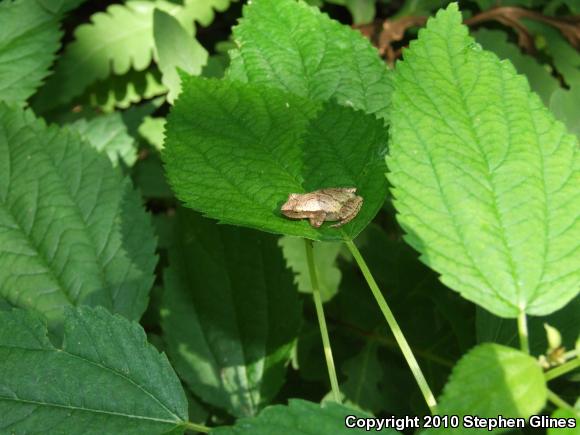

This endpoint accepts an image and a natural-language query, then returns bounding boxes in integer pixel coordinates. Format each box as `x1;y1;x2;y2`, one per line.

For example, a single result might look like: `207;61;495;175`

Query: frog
280;187;363;228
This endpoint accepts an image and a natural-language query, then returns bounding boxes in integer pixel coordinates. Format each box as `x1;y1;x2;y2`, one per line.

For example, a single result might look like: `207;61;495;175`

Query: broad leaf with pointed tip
0;104;157;325
387;4;580;318
0;307;188;434
163;76;388;241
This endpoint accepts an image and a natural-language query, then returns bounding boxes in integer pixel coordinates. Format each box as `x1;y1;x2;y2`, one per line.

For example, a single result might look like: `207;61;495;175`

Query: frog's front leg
331;196;363;228
309;213;326;228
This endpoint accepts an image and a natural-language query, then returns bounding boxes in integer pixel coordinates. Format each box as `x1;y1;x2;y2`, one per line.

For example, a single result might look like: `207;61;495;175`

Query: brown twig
355;6;580;65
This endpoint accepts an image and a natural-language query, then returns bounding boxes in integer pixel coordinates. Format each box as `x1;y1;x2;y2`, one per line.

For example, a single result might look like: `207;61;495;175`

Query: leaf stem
344;239;438;414
517;310;530;354
545;357;580;382
183;421;210;433
546;389;573;411
305;239;341;402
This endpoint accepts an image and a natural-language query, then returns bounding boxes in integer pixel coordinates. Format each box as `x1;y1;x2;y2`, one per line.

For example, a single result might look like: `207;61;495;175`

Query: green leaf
0;0;62;104
0;104;157;325
210;399;394;434
161;210;301;417
279;236;342;302
427;344;547;434
68;112;138;167
32;0;191;112
164;76;388;241
341;341;387;414
0;307;188;434
228;0;393;121
474;29;559;105
153;9;208;103
387;4;580;318
550;84;580;140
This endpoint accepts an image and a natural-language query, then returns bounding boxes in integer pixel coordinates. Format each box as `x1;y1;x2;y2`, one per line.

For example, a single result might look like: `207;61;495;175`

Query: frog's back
298;193;338;212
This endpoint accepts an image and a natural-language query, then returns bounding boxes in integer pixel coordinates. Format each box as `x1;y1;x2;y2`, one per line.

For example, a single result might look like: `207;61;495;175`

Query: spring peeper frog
281;187;363;228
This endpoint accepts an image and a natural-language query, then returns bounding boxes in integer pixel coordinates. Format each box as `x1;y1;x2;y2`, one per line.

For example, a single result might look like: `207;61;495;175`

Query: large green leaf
228;0;393;121
0;0;62;104
68;112;138;167
0;104;157;325
153;9;208;103
426;344;547;434
0;307;188;434
161;210;301;417
387;4;580;318
210;399;397;434
163;76;388;241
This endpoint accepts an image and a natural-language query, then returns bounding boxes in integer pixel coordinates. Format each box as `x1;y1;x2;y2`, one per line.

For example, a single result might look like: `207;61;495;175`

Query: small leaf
161;210;301;417
0;104;157;325
544;323;562;351
0;0;62;104
427;344;547;434
153;9;208;103
228;0;393;121
0;307;188;434
210;399;397;435
387;3;580;317
68;112;138;167
163;77;388;241
279;236;342;302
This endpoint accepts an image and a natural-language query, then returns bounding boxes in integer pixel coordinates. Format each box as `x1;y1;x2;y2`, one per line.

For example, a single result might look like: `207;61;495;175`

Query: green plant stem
183;421;210;433
517;310;530;354
305;239;341;402
344;239;438;414
547;389;573;411
545;357;580;382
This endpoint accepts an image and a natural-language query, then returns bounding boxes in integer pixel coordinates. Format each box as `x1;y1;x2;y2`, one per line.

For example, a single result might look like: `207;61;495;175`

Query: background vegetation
0;0;578;433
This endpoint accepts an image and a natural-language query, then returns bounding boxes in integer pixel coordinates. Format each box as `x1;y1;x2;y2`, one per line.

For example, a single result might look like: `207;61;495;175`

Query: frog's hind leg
331;196;363;228
309;213;326;228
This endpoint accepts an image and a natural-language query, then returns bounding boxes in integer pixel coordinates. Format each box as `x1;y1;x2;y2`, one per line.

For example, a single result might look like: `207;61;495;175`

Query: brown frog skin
280;187;363;228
